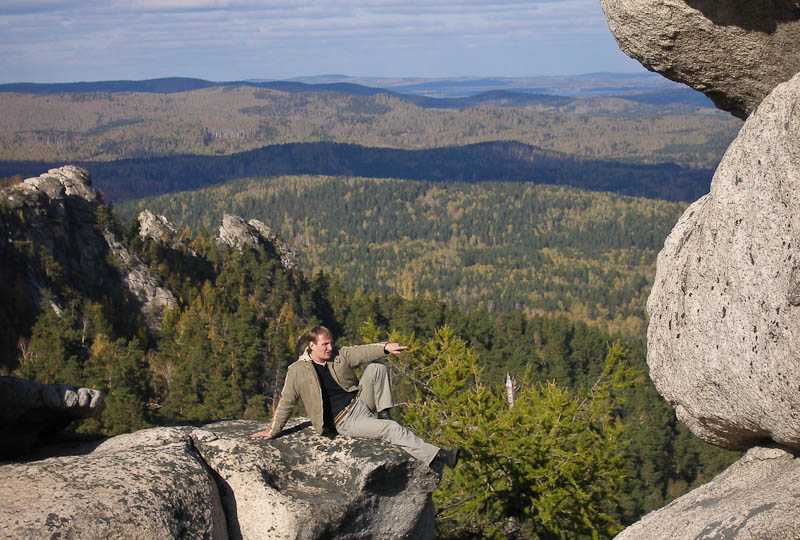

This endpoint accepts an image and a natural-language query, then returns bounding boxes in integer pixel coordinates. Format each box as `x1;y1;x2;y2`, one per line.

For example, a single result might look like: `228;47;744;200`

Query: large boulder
600;0;800;118
0;377;103;458
647;73;800;449
615;446;800;539
0;419;437;539
192;419;436;540
0;427;228;539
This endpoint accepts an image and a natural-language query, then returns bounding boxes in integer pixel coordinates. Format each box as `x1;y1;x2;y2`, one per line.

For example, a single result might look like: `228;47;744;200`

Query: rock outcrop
1;426;227;539
103;230;178;329
600;0;800;118
138;209;179;244
615;446;800;539
0;419;436;539
0;166;177;332
0;377;103;459
647;74;800;450
601;0;800;536
193;420;436;539
218;214;297;270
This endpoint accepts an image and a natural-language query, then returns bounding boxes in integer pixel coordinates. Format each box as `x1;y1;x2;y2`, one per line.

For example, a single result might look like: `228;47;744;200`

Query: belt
334;397;358;426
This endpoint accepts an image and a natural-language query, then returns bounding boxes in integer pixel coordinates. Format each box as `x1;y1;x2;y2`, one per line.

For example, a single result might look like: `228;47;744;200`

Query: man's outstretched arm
252;371;298;439
341;342;407;368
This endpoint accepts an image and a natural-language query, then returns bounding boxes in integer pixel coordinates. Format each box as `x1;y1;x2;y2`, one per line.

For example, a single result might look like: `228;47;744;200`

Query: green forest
120;175;687;337
0;81;745;537
0;181;740;538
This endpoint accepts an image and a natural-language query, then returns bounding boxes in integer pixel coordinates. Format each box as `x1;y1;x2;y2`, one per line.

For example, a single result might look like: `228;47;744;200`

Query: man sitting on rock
252;326;459;472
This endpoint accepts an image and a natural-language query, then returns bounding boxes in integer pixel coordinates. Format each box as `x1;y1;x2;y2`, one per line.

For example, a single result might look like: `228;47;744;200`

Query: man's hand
250;429;275;439
384;342;408;356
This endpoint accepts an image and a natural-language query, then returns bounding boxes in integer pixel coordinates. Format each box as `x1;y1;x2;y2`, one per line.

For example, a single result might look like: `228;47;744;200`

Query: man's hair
297;325;333;355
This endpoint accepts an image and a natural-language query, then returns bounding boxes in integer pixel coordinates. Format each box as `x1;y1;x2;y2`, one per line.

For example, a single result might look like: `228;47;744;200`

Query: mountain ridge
0;76;714;109
0;140;714;203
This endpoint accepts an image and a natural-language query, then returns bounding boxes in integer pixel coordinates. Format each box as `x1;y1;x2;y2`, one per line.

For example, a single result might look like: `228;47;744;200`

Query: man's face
309;333;334;363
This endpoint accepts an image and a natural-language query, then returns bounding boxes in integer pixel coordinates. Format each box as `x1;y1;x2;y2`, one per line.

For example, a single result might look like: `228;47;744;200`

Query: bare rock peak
2;166;177;332
21;165;96;202
217;214;297;270
138;209;178;243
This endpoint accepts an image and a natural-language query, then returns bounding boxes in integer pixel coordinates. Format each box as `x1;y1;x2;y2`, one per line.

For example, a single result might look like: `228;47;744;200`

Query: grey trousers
336;363;440;467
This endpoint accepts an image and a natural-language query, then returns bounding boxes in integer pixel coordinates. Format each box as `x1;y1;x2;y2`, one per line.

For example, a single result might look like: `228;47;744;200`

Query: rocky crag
0;419;436;539
0;166;178;338
602;2;800;538
218;214;298;271
0;377;104;458
0;167;298;364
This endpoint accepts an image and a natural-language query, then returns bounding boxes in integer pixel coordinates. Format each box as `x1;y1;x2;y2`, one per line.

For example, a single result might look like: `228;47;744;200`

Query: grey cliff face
0;377;104;459
1;166;177;331
615;446;800;539
600;0;800;118
103;230;178;330
646;74;800;450
0;420;436;540
217;214;298;270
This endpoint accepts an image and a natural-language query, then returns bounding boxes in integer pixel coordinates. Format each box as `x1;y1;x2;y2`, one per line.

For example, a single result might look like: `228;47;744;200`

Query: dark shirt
312;361;356;431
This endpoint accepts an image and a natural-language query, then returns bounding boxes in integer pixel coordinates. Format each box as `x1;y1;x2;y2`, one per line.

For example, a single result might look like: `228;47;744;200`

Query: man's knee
363;362;389;378
378;419;405;439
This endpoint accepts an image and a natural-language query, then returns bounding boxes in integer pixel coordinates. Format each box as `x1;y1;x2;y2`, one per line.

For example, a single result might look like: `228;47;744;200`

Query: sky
0;0;644;83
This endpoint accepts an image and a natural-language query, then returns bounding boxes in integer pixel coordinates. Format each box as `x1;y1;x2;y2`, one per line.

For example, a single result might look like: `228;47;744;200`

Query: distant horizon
1;71;657;87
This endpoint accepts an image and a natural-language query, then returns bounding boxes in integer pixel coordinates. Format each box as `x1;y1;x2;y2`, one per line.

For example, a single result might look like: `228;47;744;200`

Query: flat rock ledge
0;419;437;539
615;446;800;539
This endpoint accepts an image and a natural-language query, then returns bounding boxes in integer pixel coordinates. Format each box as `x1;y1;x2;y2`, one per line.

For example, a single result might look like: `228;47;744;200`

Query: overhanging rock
600;0;800;118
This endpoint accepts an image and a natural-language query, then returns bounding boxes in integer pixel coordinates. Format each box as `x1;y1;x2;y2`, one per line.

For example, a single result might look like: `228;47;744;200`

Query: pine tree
395;327;628;539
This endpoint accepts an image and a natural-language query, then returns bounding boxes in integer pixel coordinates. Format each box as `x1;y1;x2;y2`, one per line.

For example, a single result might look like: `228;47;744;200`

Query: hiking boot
430;447;460;476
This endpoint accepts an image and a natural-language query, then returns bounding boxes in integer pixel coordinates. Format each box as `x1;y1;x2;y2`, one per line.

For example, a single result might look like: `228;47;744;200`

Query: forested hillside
0;85;739;167
0;141;714;202
119;175;686;336
1;76;745;537
1;175;737;535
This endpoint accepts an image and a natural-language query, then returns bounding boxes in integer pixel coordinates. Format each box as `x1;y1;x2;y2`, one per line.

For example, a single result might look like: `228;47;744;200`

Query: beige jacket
269;342;387;436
